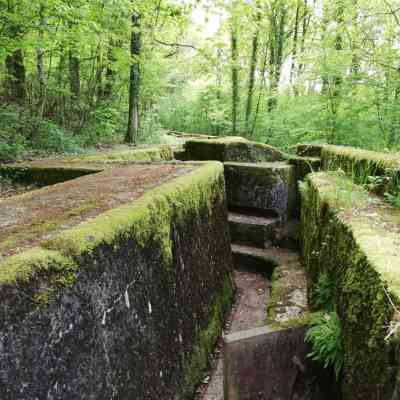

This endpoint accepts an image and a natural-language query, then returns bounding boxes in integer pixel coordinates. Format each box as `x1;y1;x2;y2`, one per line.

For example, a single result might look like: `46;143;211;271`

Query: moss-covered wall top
0;145;174;186
301;171;400;400
0;161;233;400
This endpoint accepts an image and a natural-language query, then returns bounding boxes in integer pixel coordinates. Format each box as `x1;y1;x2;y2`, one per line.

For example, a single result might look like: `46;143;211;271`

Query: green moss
0;247;76;286
0;200;103;256
268;312;317;332
41;162;224;265
68;145;173;163
321;145;400;196
182;274;234;398
267;266;285;324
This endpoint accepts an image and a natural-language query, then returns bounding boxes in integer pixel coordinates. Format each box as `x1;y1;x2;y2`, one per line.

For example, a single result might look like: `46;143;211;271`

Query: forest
1;0;400;162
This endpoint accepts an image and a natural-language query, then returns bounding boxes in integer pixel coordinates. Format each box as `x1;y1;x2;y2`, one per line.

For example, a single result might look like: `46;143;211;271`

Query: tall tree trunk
231;18;239;135
268;5;286;112
215;47;223;136
4;1;26;105
290;0;300;88
103;41;116;100
6;49;26;105
245;8;261;133
69;50;81;101
298;0;309;75
37;2;46;116
328;0;344;143
125;11;141;144
251;42;269;136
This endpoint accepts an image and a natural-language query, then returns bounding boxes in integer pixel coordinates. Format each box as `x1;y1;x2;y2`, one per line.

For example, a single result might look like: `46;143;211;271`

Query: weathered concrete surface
0;162;233;400
185;137;286;162
223;326;339;400
224;162;296;218
0;164;192;258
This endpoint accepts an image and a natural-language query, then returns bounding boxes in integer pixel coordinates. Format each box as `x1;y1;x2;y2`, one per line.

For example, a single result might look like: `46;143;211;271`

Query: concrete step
224;162;296;219
229;212;300;250
231;244;290;276
229;212;280;249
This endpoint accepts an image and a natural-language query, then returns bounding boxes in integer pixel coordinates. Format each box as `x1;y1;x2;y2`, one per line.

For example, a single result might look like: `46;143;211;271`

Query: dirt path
195;269;270;400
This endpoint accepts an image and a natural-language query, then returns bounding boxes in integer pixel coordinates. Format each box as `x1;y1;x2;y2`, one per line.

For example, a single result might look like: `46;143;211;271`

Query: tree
125;10;142;144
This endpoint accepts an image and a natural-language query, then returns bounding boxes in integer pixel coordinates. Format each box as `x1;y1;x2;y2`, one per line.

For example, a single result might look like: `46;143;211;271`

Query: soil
0;164;193;258
195;269;270;400
0;180;41;200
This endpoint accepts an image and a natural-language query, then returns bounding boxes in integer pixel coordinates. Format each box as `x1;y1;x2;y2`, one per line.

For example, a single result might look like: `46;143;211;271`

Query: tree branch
153;38;196;50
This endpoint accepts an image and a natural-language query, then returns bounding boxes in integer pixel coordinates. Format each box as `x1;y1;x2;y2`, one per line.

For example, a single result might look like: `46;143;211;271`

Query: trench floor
195;267;271;400
196;245;305;400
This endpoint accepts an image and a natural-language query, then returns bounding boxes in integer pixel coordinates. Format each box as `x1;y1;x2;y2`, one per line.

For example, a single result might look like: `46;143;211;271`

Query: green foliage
384;192;400;208
305;311;344;381
314;273;336;311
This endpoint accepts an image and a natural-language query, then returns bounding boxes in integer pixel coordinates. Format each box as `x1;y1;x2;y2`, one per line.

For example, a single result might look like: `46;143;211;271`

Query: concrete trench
197;160;339;400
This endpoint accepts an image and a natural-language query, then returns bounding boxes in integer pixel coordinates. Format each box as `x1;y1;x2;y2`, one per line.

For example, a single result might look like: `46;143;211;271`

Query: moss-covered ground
0;164;192;259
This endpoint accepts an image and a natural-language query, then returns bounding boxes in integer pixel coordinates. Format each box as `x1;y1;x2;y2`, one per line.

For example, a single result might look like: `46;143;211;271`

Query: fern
305;311;344;381
314;273;336;311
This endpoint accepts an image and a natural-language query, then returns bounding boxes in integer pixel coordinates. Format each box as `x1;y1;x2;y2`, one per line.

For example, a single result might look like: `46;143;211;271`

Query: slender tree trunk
69;50;81;100
103;41;116;100
4;1;26;105
251;42;269;136
321;0;329;96
231;18;239;135
215;47;223;135
268;6;286;112
290;0;300;88
329;0;344;143
125;11;141;144
388;68;400;147
6;49;26;105
57;47;66;125
37;3;46;116
298;0;309;75
245;8;261;132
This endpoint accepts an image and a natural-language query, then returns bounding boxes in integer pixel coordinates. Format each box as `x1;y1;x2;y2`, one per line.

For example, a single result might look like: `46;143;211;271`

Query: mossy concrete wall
184;137;286;162
0;162;234;400
0;145;174;186
320;145;400;196
301;171;400;400
224;162;296;218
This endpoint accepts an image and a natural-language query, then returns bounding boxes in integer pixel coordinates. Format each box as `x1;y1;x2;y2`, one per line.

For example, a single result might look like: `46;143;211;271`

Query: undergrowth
305;311;344;381
306;273;343;381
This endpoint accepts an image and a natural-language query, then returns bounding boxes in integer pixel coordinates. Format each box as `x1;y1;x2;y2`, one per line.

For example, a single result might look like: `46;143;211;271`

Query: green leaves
305;311;344;381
